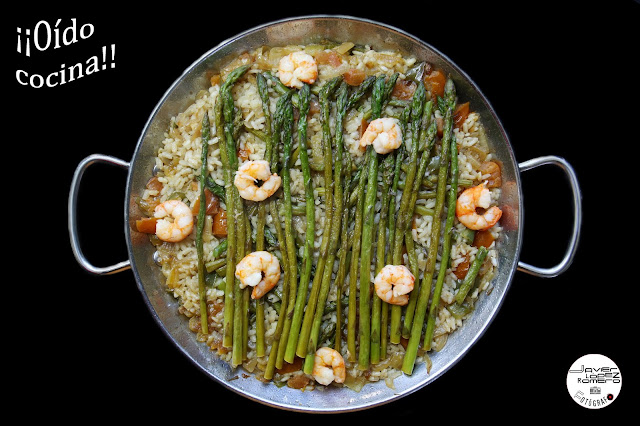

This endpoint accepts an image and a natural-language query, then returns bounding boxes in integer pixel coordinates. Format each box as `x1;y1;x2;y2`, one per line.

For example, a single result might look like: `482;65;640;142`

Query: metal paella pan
68;15;581;413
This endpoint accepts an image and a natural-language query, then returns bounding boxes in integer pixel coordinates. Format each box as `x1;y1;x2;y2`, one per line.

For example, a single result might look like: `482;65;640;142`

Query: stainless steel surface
517;156;582;278
68;15;581;413
68;154;131;275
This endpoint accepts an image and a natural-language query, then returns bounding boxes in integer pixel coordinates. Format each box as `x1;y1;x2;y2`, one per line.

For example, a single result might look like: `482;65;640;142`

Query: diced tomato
343;68;366;86
206;193;220;215
191;188;220;216
145;176;163;192
212;209;228;237
453;255;470;280
473;230;495;248
392;79;416;100
479;161;502;188
287;374;310;390
315;50;342;67
424;69;446;102
136;217;158;234
277;356;303;374
359;118;369;139
400;337;409;350
191;194;201;215
453;102;470;128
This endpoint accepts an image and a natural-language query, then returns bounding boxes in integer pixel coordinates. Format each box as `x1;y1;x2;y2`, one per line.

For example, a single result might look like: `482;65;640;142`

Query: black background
9;0;636;421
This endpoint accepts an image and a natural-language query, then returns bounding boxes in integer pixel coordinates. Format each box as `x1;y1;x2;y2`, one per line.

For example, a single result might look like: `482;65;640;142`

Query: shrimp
154;200;194;242
374;265;415;306
456;183;503;231
234;251;281;299
312;347;346;386
278;51;318;88
234;160;282;202
359;117;403;154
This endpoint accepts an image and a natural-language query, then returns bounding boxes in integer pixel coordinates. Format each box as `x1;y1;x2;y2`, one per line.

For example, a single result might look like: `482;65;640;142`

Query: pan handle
68;154;132;275
517;155;582;278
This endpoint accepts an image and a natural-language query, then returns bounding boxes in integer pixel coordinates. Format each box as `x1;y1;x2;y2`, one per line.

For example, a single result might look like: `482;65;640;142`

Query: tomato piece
453;255;470;280
453;102;470;128
145;176;163;192
277;356;303;374
206;193;220;215
212;209;228;237
190;195;201;215
315;50;342;67
473;230;495;248
191;188;220;216
287;374;310;389
136;217;158;234
343;68;366;86
400;337;409;350
210;74;221;87
424;69;446;102
479;161;502;188
359;118;369;139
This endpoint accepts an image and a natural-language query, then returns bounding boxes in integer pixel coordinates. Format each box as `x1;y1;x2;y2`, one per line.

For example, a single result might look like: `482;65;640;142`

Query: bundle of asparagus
201;60;490;386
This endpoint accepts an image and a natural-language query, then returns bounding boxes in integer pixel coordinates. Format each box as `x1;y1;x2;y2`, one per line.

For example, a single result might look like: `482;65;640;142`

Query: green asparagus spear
333;204;351;355
302;81;349;373
284;84;314;363
253;73;273;358
371;152;394;364
402;78;456;375
382;139;404;358
205;176;226;203
196;112;211;335
264;94;292;379
218;65;250;366
242;214;252;360
275;95;298;369
294;77;342;360
358;74;387;370
381;73;400;108
389;82;426;344
217;89;236;349
346;75;376;110
347;145;369;362
205;256;227;274
210;238;227;259
225;67;251;365
333;83;358;354
262;71;292;96
454;246;488;305
423;105;459;351
391;82;426;264
401;101;436;339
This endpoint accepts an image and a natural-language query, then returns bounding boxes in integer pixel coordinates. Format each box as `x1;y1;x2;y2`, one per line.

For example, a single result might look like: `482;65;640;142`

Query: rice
138;43;503;391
